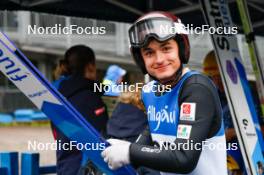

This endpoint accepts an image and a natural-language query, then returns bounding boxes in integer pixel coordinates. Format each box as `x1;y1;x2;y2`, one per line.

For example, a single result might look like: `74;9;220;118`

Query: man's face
140;39;181;84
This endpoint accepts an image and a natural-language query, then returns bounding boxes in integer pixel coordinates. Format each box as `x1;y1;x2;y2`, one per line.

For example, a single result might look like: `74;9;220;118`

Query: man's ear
84;63;96;80
87;63;96;72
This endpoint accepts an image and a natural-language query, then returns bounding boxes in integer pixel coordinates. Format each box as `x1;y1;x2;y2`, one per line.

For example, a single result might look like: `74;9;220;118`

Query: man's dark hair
64;45;95;75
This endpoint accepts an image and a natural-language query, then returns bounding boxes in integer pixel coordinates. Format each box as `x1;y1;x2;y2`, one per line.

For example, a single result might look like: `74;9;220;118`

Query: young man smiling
101;11;227;175
141;39;181;85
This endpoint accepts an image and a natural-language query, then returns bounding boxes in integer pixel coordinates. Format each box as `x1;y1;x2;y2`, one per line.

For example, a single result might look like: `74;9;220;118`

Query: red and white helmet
129;11;190;74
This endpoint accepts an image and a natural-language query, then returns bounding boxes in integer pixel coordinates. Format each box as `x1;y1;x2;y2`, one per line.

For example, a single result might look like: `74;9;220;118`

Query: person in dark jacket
55;45;108;175
51;59;70;140
53;59;69;89
107;86;160;175
107;85;147;142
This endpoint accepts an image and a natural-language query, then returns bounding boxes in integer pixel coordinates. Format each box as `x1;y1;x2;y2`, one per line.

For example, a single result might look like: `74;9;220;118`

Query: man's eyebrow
160;41;170;47
142;47;152;52
141;41;171;51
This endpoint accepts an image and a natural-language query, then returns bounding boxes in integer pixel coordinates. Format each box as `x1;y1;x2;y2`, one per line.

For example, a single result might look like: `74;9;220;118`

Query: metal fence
0;89;35;113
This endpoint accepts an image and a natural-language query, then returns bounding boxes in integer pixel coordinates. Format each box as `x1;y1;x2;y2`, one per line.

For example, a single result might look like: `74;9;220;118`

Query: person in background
248;80;264;135
107;85;147;142
203;50;244;175
56;45;109;175
202;51;236;141
50;59;70;141
107;85;160;175
52;59;69;89
102;65;126;97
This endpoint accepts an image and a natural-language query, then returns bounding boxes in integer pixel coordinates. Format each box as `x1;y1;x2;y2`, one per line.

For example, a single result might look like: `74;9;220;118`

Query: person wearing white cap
102;65;126;97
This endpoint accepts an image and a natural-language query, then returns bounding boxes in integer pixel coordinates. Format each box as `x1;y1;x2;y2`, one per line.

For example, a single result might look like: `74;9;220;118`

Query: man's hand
101;139;131;170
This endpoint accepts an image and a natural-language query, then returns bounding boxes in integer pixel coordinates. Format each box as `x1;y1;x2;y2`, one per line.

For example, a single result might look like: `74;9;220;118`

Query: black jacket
59;75;108;133
56;75;108;175
107;102;147;142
